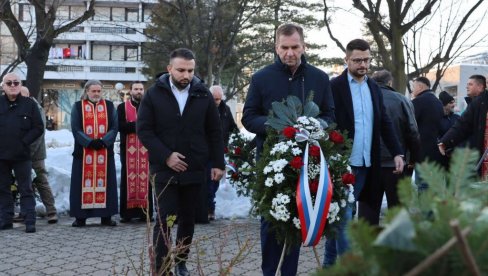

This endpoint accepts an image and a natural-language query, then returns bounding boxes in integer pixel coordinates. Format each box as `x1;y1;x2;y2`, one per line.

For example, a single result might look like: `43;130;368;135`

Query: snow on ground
42;130;252;219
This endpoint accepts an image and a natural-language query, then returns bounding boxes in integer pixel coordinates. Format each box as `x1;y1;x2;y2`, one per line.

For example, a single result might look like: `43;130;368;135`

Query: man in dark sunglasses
0;73;44;233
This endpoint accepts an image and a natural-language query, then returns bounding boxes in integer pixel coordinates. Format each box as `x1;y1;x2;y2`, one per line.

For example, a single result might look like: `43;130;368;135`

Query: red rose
342;173;355;185
289;156;303;169
309;179;319;194
231;172;239;180
234;147;241;155
309;145;320;157
283;126;297;139
329;130;344;144
224;147;229;154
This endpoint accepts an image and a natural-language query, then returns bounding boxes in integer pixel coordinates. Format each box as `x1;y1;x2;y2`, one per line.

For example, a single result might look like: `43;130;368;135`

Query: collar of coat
156;73;209;98
273;55;308;76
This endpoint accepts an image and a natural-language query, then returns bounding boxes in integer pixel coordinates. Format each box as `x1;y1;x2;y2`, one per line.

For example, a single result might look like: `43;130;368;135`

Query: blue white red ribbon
226;162;238;173
296;143;333;246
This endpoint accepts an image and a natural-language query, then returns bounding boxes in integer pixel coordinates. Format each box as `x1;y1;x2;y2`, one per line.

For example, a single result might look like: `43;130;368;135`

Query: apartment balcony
14;59;147;81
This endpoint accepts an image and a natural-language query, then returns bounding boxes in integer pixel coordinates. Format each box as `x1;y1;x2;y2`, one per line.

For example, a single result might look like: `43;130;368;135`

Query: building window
111;45;124;61
125;46;138;61
70;5;86;20
93;6;110;21
126;8;138;22
19;4;31;22
112;7;125;21
92;45;111;61
57;6;70;21
143;7;152;22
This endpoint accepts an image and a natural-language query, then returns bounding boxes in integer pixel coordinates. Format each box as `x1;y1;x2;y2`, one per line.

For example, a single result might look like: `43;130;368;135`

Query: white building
0;0;158;128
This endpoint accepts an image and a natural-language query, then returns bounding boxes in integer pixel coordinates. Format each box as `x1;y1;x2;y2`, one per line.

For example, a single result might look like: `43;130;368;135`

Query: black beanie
439;91;454;106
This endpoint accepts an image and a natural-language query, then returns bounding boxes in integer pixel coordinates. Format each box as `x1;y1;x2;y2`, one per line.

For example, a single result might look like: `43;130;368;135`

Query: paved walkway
0;216;325;275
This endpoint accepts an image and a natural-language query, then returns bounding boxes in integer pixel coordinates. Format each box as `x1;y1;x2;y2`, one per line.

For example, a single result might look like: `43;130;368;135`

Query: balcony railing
91;27;137;34
46;65;84;72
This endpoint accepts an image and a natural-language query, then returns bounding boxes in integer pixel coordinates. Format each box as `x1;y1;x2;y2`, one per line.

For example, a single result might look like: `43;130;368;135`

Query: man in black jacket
325;40;404;267
242;23;334;276
0;73;44;233
439;90;488;179
137;48;224;276
411;77;444;190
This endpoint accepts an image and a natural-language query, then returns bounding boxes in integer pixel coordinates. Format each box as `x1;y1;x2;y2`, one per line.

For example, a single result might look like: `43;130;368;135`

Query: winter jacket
242;56;335;157
412;89;444;164
441;91;488;174
0;94;44;161
379;85;420;166
137;74;225;185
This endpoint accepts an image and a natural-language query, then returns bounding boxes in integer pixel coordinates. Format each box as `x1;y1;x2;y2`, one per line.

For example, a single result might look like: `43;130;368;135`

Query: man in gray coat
366;69;420;223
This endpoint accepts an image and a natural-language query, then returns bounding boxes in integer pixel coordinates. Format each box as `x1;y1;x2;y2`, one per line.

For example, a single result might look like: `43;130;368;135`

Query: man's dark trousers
0;160;36;226
261;217;300;276
153;181;200;272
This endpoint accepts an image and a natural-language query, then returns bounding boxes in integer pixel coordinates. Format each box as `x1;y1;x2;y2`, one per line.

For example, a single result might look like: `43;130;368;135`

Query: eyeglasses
5;81;20;87
350;58;372;65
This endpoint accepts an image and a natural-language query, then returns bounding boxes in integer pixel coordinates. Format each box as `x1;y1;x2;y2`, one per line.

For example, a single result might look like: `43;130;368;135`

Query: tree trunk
24;40;51;100
389;25;407;93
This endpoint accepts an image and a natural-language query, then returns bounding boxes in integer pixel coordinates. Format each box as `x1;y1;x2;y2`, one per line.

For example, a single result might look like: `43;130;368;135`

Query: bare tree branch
322;0;345;53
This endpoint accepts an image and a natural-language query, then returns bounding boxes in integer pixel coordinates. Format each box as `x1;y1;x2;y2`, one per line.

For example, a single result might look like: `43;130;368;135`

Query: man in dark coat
70;80;118;227
137;48;224;276
439;90;488;179
438;91;460;169
325;40;404;267
0;73;44;233
411;77;444;189
242;23;335;276
206;85;237;221
118;81;153;223
370;69;420;219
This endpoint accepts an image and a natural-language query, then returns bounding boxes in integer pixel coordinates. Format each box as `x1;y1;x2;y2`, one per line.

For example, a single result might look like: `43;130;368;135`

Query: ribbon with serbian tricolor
296;142;333;246
226;161;238;173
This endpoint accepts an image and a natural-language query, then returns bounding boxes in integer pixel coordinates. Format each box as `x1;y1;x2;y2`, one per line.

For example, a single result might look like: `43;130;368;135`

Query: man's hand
438;143;446;156
211;168;224;181
393;155;405;174
166;152;188;172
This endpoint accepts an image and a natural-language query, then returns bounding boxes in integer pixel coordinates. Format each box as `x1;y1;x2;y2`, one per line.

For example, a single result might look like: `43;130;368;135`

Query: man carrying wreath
242;23;335;276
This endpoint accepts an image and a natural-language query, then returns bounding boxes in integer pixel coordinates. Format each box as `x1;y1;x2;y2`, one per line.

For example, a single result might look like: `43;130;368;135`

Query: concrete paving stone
7;267;30;275
56;271;77;276
43;266;64;275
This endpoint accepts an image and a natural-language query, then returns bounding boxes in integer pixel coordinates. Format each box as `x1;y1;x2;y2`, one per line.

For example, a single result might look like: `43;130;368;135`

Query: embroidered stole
81;100;108;209
125;100;149;209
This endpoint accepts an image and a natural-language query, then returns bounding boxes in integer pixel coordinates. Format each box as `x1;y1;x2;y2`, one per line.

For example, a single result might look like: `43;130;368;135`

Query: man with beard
137;48;224;276
438;91;460;169
324;39;404;267
118;81;153;223
70;80;118;227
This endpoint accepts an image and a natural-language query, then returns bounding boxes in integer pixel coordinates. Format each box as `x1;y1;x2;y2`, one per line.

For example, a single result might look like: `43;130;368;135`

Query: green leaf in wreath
286;95;302;119
303;100;320;118
271;101;295;126
265;117;290;131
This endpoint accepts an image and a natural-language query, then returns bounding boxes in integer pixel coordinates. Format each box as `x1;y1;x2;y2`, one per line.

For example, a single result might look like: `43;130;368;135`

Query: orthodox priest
70;80;118;227
118;81;153;223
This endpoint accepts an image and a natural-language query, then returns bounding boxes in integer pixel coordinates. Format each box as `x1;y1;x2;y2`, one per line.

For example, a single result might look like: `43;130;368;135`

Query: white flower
274;173;285;184
347;185;355;203
293;217;301;229
308;164;321;179
328;202;340;223
340;199;347;208
265;177;274;187
270;142;290;155
263;165;273;175
291;147;302;156
272;159;288;173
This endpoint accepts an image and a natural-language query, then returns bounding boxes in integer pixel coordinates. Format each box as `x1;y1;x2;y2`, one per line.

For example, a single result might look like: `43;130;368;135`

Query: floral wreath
226;132;256;197
251;95;356;247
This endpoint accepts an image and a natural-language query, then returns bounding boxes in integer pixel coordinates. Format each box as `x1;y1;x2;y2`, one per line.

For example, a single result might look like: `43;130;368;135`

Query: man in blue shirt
324;39;404;267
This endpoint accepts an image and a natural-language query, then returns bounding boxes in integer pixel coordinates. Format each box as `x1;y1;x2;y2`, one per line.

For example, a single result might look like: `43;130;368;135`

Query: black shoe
101;217;117;226
72;218;86;227
0;223;13;230
119;217;131;223
174;263;189;276
25;224;36;233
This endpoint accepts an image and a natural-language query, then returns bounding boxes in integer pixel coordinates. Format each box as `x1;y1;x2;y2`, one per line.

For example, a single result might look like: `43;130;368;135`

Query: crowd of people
0;21;486;276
